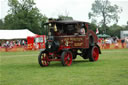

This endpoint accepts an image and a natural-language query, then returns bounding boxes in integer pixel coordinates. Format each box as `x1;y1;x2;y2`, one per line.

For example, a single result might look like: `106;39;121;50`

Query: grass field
0;49;128;85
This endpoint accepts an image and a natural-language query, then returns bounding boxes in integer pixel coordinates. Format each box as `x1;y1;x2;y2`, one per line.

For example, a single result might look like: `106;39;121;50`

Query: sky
0;0;128;25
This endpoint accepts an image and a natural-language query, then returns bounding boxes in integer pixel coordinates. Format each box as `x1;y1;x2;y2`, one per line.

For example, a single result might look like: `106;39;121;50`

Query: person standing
125;38;128;48
101;38;105;49
121;39;125;48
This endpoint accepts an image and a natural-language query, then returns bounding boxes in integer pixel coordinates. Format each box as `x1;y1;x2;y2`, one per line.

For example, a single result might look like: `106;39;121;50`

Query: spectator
0;41;1;47
121;39;125;48
105;38;111;49
125;38;128;48
101;38;105;49
22;40;26;46
6;41;9;47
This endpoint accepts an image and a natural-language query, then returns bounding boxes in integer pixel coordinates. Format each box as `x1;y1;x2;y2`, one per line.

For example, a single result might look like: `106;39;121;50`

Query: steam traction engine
38;20;101;67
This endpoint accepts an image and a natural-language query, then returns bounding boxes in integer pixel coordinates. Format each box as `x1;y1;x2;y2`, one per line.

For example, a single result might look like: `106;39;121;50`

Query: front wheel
88;46;99;61
61;51;73;66
38;51;50;67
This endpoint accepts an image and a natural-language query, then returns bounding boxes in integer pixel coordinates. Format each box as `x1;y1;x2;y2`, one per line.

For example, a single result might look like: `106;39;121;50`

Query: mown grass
0;49;128;85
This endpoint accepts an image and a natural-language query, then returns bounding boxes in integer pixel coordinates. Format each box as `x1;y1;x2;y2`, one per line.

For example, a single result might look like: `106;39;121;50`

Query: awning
0;29;36;40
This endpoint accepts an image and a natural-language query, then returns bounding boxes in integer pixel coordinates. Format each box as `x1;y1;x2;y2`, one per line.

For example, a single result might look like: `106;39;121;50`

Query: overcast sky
0;0;128;25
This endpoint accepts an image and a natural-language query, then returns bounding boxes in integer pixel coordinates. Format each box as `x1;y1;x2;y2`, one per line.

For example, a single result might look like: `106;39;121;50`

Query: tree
58;10;73;20
88;0;122;33
58;15;73;20
108;24;123;38
41;15;48;35
89;23;98;32
124;21;128;30
4;0;47;34
0;19;5;29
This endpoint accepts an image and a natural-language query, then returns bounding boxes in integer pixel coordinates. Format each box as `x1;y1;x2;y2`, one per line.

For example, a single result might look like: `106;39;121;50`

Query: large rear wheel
38;51;50;67
61;51;73;66
88;46;99;61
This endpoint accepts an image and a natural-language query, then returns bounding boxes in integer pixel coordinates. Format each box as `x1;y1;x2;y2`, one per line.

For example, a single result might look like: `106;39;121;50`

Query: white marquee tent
0;29;36;40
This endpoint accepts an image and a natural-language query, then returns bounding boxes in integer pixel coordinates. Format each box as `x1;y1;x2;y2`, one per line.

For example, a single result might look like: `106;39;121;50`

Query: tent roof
97;34;111;38
0;29;36;40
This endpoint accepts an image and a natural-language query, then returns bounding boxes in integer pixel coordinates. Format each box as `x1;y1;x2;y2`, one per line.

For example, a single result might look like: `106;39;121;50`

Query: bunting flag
96;28;99;34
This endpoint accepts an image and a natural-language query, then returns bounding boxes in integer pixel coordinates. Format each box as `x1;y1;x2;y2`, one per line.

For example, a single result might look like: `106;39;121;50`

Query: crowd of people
98;37;128;49
0;40;27;48
0;36;128;52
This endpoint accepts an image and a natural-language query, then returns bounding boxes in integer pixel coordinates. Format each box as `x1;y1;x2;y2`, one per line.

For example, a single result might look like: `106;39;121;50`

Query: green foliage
90;22;127;37
107;24;122;38
89;0;122;33
89;22;110;34
1;0;126;37
0;19;5;29
107;24;128;38
89;23;98;32
127;21;128;27
4;0;48;34
41;15;48;35
58;15;73;20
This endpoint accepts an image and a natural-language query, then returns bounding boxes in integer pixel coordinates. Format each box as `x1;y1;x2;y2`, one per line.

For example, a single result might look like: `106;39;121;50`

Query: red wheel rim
64;52;72;66
41;53;49;66
92;47;99;61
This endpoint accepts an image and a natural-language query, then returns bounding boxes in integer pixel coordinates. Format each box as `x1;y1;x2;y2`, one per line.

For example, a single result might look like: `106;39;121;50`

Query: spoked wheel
61;51;73;66
38;51;50;67
88;46;99;61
